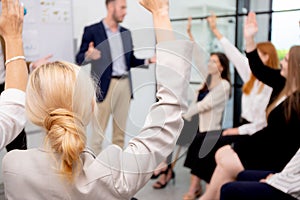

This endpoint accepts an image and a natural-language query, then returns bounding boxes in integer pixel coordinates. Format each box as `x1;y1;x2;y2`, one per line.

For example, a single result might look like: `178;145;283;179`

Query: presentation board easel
23;0;75;63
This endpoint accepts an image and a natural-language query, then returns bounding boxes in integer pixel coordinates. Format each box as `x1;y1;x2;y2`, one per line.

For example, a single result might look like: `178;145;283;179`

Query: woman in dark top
199;11;300;200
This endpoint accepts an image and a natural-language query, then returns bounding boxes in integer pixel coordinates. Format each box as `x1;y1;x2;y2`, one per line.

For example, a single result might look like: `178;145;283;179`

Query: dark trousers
220;170;297;200
0;82;27;152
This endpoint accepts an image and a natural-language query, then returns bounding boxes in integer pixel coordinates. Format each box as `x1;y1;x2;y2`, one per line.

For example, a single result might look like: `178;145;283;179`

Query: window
272;0;300;59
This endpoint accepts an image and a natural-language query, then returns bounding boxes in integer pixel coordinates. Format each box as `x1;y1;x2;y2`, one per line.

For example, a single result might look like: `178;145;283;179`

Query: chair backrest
176;114;199;147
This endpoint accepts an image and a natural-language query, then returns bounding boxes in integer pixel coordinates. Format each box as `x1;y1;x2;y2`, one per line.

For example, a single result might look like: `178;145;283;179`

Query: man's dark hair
106;0;115;6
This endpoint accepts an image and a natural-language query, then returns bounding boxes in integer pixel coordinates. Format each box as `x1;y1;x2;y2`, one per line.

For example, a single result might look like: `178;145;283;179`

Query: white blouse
184;80;231;132
219;37;272;135
0;44;5;84
2;40;194;200
0;89;26;149
267;148;300;199
183;43;231;132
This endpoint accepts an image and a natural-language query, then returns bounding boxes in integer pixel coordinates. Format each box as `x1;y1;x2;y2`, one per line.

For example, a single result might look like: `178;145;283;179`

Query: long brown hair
243;42;280;95
266;45;300;121
199;52;231;95
211;52;231;84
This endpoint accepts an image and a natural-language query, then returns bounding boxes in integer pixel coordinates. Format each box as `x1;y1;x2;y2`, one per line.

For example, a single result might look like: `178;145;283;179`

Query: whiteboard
22;0;75;63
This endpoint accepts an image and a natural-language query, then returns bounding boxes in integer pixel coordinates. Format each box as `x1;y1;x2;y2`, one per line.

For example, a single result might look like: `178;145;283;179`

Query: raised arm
244;12;258;53
0;0;27;91
187;16;195;42
207;12;251;82
140;0;174;43
244;12;285;88
186;17;208;80
0;0;27;149
207;12;223;40
96;0;193;198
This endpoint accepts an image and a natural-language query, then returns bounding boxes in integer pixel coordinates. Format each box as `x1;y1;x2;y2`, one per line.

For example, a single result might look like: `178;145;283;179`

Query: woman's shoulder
220;79;231;89
209;80;231;96
2;148;41;170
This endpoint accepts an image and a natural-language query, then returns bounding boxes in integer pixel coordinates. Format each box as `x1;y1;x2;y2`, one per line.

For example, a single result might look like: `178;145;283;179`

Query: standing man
76;0;155;155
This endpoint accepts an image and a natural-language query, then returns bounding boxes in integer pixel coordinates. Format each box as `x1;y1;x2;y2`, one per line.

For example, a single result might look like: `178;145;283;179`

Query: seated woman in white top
182;16;232;200
2;0;195;199
207;12;280;136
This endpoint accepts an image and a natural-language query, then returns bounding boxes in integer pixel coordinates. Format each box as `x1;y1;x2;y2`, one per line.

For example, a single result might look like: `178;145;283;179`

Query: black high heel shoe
152;165;176;189
151;164;169;179
150;170;164;179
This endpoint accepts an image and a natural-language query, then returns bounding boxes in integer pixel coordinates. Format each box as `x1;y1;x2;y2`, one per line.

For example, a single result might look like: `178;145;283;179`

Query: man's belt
111;75;128;79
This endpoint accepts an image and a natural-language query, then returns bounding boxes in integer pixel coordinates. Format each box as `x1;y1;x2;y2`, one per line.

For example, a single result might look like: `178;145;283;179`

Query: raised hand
244;11;258;40
187;17;192;33
0;0;27;91
0;0;24;40
207;12;223;39
85;42;101;61
207;12;217;31
139;0;169;15
139;0;173;43
187;16;194;41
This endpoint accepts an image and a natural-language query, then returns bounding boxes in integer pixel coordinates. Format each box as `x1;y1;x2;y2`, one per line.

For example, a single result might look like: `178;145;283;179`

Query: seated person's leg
221;181;296;200
237;170;275;181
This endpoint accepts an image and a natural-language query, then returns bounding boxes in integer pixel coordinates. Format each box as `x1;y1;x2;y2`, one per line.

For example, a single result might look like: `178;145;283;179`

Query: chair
171;115;199;169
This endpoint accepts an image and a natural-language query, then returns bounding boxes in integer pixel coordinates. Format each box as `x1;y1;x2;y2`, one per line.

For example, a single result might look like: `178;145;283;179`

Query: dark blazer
75;20;146;102
232;49;300;172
